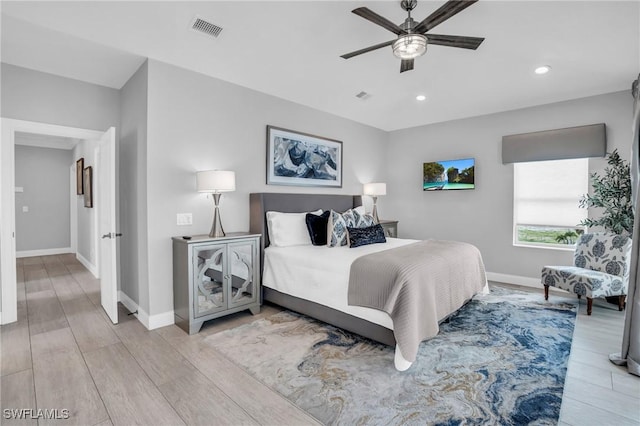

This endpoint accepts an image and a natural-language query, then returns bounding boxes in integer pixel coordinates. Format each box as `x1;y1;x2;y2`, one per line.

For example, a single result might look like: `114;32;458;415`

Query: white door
97;127;118;324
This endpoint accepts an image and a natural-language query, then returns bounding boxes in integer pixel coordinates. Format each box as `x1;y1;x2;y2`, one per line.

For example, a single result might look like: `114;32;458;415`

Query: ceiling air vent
191;17;223;38
356;91;371;100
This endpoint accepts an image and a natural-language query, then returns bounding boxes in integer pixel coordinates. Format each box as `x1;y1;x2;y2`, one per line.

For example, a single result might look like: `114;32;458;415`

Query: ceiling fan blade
400;59;414;73
413;0;478;34
340;40;394;59
426;34;484;50
352;7;405;35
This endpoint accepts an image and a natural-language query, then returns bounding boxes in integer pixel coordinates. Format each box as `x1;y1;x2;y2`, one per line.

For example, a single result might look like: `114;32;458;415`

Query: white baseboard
16;247;72;258
76;252;98;278
116;291;173;330
147;310;175;330
118;291;138;314
486;272;540;289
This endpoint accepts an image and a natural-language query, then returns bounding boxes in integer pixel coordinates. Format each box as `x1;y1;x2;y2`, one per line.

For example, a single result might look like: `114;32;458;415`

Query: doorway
1;118;118;325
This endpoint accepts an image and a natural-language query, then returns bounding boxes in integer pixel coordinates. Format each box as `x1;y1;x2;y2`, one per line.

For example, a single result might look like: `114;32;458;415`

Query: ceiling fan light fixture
392;34;427;60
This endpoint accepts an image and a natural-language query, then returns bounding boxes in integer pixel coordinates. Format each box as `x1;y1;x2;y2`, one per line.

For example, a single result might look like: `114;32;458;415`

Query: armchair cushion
541;265;626;298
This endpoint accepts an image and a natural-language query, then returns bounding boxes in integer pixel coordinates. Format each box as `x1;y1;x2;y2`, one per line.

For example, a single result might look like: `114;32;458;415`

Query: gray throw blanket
348;240;487;362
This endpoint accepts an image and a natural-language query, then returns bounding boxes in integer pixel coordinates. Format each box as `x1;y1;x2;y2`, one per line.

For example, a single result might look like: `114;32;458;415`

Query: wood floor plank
26;289;68;336
31;328;109;426
22;257;43;266
1;281;31;376
62;297;120;353
559;396;640;426
566;360;613;389
0;369;37;426
114;320;195;386
612;372;640;398
0;320;32;376
83;343;185;426
563;376;640;422
569;347;631;376
159;369;259;425
24;268;52;294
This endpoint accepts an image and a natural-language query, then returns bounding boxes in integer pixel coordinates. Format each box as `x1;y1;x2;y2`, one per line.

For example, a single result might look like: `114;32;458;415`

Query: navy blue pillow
347;224;386;248
306;211;331;246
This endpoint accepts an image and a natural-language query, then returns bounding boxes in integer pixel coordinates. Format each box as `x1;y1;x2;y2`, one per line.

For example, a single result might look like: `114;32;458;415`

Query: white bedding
262;237;419;329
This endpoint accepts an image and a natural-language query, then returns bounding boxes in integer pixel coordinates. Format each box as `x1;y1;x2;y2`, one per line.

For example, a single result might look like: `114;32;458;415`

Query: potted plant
579;149;634;236
579;149;634;305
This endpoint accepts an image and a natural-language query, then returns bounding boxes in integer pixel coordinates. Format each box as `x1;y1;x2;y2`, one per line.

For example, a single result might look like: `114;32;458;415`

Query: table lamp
196;170;236;237
363;182;386;224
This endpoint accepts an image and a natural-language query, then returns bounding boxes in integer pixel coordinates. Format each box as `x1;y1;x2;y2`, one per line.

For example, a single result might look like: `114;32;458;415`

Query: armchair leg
544;285;549;301
587;298;593;315
619;295;626;311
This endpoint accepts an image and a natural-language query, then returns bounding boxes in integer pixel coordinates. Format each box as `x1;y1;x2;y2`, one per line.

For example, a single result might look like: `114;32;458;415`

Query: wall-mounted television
423;158;475;191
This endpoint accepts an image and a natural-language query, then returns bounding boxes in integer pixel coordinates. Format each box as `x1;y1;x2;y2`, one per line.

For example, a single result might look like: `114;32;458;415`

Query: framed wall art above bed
266;125;342;188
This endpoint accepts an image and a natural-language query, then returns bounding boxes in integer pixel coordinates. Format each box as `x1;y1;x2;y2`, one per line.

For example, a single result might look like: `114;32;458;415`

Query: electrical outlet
177;213;193;226
22;206;29;213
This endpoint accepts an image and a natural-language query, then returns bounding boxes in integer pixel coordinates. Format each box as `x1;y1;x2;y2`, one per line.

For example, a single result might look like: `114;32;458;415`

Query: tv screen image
423;158;475;191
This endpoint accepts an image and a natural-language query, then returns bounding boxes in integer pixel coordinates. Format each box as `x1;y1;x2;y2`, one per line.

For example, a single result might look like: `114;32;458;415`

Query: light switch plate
177;213;193;226
22;206;29;212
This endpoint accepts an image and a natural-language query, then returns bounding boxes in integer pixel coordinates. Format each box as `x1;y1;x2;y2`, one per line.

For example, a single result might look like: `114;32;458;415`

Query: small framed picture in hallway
83;166;93;208
76;158;84;195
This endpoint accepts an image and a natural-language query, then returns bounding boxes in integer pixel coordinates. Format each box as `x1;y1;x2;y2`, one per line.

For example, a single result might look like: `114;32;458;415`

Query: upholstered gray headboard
249;193;363;266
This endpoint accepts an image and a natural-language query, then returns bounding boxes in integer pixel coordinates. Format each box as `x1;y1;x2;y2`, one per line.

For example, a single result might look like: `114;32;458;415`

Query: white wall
1;63;120;131
386;90;633;280
14;144;72;252
144;59;389;316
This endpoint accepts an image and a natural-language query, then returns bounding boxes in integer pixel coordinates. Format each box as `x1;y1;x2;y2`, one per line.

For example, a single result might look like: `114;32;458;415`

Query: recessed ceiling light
534;65;551;75
416;94;427;101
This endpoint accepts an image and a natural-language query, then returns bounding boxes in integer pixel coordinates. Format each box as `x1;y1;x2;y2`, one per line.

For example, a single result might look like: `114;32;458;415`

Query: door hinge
102;232;123;239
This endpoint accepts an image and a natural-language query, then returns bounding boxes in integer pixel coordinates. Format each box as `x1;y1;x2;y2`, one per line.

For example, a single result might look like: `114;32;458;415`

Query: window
514;158;588;248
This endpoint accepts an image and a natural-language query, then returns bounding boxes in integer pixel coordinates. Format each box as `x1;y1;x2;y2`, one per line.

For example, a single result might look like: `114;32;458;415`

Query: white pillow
266;210;322;247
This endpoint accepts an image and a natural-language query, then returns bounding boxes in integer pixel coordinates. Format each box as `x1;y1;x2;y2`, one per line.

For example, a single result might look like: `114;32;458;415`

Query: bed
249;192;487;371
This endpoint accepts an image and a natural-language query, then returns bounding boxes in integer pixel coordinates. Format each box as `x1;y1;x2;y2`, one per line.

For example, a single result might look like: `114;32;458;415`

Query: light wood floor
1;255;639;425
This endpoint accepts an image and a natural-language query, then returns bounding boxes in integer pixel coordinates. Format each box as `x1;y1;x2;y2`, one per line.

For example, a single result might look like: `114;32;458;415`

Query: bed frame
249;193;396;346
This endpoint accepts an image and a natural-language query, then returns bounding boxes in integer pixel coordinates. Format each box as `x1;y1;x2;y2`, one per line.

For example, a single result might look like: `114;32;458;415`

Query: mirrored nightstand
378;220;398;238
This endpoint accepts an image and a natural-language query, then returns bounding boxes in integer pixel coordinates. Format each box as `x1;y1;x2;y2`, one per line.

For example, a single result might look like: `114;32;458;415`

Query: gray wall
1;63;120;131
119;61;149;310
14;145;72;252
386;90;633;279
144;59;389;316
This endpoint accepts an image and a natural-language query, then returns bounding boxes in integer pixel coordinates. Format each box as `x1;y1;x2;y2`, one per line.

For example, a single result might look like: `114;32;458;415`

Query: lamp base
209;193;225;238
372;196;380;224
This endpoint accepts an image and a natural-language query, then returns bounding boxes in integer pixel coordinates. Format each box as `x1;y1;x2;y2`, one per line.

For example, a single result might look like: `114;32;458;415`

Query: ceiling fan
341;0;485;73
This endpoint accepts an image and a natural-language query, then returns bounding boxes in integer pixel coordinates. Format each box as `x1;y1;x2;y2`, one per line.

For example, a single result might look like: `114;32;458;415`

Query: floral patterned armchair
541;232;632;315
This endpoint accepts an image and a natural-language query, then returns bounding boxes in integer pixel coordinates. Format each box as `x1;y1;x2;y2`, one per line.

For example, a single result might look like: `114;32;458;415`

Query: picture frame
83;166;93;208
76;158;84;195
266;125;342;188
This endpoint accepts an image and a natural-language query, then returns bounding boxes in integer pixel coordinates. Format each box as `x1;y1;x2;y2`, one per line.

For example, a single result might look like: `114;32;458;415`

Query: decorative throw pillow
328;209;357;247
327;206;375;247
347;224;387;248
354;210;375;228
266;209;322;247
305;211;331;246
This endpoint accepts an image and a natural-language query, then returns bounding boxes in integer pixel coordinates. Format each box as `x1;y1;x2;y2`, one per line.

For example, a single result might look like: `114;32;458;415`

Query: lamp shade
196;170;236;193
363;182;387;196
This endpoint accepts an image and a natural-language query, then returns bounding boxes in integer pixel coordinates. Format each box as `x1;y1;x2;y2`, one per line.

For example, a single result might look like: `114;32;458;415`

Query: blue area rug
205;287;576;425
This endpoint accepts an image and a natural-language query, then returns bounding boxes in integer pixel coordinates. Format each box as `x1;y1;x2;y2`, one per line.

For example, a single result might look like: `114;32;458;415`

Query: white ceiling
2;1;639;131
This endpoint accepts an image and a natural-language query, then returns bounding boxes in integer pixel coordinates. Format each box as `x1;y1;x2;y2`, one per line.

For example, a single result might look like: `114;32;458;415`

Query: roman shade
502;123;606;164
